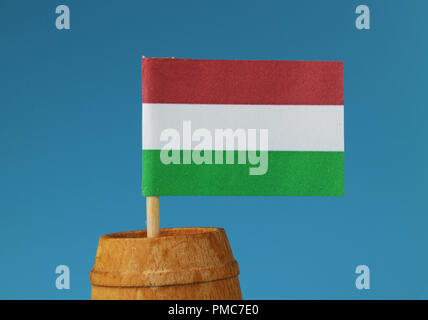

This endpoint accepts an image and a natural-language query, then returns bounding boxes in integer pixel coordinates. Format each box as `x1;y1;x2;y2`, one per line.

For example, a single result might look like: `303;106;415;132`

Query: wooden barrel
90;227;242;300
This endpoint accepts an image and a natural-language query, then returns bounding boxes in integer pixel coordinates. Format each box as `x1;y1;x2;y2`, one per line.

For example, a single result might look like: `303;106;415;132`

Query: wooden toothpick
146;196;160;237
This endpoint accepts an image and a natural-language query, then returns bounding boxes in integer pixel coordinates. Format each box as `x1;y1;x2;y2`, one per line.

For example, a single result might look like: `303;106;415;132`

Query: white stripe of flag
142;103;344;152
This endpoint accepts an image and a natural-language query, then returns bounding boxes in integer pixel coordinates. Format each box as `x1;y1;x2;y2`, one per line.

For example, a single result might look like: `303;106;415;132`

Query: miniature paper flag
142;58;344;196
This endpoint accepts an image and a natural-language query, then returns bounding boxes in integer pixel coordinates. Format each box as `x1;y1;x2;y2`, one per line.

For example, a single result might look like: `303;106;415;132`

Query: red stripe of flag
142;58;343;105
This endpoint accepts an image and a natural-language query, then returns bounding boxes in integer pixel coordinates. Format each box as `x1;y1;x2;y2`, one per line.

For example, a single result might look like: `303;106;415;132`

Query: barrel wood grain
90;227;241;300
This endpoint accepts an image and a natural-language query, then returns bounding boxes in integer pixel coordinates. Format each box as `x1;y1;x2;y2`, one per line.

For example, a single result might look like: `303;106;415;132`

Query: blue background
1;0;427;299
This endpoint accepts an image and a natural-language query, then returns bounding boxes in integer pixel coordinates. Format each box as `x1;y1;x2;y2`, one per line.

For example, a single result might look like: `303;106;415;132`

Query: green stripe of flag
142;150;344;196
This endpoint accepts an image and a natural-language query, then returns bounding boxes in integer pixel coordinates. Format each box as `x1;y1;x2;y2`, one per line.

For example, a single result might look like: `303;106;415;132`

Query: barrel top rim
101;227;224;240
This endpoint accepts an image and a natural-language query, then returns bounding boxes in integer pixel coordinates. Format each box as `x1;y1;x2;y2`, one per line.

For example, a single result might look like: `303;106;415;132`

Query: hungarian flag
142;58;344;196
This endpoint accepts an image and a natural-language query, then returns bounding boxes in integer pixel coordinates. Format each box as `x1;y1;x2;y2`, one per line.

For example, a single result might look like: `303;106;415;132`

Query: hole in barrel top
104;227;220;239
